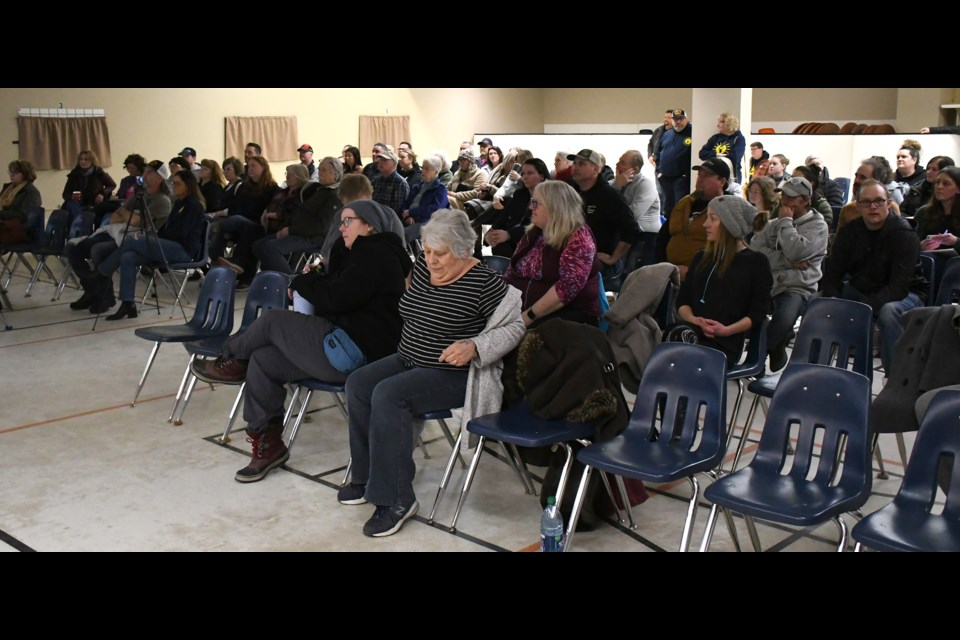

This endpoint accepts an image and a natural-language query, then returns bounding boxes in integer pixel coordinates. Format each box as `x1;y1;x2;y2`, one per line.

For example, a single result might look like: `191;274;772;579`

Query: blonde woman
699;112;746;185
505;180;601;327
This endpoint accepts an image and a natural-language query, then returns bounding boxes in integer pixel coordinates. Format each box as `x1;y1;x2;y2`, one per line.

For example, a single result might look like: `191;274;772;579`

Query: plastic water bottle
540;496;565;552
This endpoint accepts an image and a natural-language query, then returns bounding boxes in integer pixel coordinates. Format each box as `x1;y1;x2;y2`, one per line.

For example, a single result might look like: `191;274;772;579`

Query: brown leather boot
235;423;289;483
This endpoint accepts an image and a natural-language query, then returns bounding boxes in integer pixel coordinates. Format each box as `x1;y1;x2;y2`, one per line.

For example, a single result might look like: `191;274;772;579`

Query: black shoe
105;301;138;321
363;500;419;537
69;289;98;310
337;483;368;505
769;342;789;373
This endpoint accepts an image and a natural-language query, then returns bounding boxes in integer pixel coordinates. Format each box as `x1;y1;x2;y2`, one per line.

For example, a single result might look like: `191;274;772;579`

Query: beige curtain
224;116;298;162
359;116;411;160
18;116;112;170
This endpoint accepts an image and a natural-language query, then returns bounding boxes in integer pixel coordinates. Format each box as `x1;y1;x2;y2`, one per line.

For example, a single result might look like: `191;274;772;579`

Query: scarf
0;181;27;209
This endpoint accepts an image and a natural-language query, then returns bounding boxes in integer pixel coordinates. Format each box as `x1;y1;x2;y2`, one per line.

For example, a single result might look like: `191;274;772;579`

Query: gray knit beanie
709;195;757;240
345;199;397;234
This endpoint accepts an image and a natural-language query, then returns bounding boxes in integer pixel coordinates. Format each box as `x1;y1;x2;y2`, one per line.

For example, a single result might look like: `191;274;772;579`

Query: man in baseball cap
297;144;319;182
179;147;202;177
654;107;693;220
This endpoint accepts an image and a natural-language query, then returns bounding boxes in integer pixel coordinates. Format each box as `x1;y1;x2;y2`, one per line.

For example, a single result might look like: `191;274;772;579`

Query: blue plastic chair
22;209;70;298
935;256;960;305
834;177;851;205
53;209;96;302
130;266;236;407
168;271;289;427
0;207;45;292
732;297;873;473
700;364;873;552
429;400;598;533
724;317;768;468
853;390;960;552
653;279;675;330
919;253;936;306
140;219;211;319
565;343;728;552
482;254;510;275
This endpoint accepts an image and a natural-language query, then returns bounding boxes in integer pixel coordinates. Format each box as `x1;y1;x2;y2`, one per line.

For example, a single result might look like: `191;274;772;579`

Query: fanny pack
323;327;367;373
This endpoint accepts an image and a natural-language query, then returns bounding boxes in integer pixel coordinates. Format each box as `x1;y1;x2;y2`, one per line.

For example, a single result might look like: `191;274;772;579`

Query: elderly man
654;108;693;220
613;150;661;273
659;157;731;280
823;179;927;374
296;144;319;183
253;156;343;274
837;156;898;230
750;177;829;371
371;148;410;216
448;149;488;210
568;149;640;291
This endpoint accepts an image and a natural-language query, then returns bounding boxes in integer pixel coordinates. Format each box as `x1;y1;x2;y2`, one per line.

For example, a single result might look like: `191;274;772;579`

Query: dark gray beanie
709;195;757;240
345;199;397;234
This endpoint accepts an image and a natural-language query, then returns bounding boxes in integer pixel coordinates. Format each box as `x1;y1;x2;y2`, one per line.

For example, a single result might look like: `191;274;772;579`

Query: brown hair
8;159;36;182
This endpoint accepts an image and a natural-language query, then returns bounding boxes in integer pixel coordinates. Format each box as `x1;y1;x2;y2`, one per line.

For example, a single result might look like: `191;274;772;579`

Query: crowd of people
3;117;958;540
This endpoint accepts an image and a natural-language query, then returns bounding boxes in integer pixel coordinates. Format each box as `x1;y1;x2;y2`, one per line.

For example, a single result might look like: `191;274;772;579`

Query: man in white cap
371;148;410;217
750;176;828;371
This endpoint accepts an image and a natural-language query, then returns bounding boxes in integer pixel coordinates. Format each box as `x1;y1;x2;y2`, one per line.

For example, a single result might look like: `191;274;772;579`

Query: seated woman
484;158;549;258
338;209;523;537
917;166;960;253
342;146;364;175
397;149;422;189
211;157;244;217
505;179;601;327
198;159;227;214
192;200;413;483
746;175;779;233
0;160;42;244
676;196;772;364
167;157;192;193
62;150;116;210
93;154;146;226
90;169;206;320
399;154;448;244
904;155;955;218
491;149;534;209
450;146;505;211
208;156;277;282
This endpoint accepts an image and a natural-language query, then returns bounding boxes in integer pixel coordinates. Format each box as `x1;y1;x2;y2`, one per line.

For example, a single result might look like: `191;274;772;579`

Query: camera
135;175;144;187
513;163;522;173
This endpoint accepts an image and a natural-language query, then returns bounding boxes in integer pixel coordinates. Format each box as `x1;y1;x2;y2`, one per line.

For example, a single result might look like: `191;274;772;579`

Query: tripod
91;185;186;330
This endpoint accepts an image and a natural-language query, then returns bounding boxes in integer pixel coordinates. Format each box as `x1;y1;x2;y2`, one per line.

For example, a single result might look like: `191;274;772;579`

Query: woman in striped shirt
340;209;517;538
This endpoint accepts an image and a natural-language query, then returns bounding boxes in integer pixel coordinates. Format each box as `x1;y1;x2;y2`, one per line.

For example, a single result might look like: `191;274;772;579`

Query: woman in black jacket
198;159;227;214
483;158;549;257
61;150;116;208
191;199;412;484
0;160;42;243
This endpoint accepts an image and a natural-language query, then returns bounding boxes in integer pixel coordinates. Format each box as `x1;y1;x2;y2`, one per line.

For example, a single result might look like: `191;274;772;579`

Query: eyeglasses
529;199;542;210
339;217;359;228
857;199;888;208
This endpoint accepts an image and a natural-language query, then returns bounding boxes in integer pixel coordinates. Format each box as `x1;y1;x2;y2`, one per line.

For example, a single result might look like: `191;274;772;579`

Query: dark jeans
657;174;690;223
767;290;809;352
222;309;346;433
252;233;318;275
211;215;264;279
97;234;193;301
346;354;468;507
68;234;117;281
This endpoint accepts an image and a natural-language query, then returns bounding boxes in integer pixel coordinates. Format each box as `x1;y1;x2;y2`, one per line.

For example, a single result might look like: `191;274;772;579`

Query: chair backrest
186;266;236;334
730;316;768;378
896;390;960;521
238;270;290;331
790;297;873;381
834;177;851;205
918;253;936;305
935;257;960;306
482;254;510;275
751;364;872;497
626;343;728;465
39;209;70;253
15;206;45;246
653;280;675;330
68;208;95;239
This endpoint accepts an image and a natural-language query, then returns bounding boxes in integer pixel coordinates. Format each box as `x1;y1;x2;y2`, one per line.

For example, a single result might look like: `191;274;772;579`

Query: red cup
72;191;82;202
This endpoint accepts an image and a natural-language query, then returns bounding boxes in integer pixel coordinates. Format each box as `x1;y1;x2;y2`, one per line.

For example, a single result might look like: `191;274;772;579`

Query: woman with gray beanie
191;198;412;484
676;195;773;363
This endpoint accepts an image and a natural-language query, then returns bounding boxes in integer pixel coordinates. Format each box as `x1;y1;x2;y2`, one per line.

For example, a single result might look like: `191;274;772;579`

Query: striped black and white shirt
397;255;507;370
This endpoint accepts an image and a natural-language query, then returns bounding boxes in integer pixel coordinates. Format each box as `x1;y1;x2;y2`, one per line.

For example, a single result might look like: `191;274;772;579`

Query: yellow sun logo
684;138;692;146
714;142;730;155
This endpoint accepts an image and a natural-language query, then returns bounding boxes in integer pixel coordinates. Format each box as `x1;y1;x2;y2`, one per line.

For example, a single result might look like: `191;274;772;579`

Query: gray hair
319;156;343;183
421;209;477;258
421;154;443;173
431;149;451;172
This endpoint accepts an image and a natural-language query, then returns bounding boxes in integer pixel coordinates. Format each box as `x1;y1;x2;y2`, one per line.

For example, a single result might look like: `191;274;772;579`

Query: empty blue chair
834;177;851;205
565;343;728;552
919;253;936;305
935;256;960;306
169;270;289;426
723;317;768;468
53;209;96;302
131;266;236;406
482;254;510;275
853;390;960;552
701;364;873;552
24;209;70;298
732;297;873;472
0;207;45;292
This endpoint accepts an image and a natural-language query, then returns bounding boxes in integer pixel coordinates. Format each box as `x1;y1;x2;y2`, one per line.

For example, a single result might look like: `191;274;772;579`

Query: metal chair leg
744;515;763;552
679;475;700;552
131;342;162;407
614;475;637;530
872;433;889;480
168;356;196;423
429;430;465;524
895;432;909;469
834;515;849;552
449;435;487;533
563;465;593;552
285;389;315;452
172;374;200;426
218;383;246;444
597;471;625;525
436;418;466;468
730;395;761;473
699;503;721;552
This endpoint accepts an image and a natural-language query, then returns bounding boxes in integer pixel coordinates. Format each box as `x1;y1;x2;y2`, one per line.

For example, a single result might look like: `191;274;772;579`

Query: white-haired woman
339;209;524;538
399;154;449;244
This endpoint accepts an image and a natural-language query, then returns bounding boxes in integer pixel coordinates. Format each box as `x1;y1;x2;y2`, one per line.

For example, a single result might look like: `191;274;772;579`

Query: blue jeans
767;290;809;352
657;174;690;222
252;233;318;275
346;354;468;507
98;235;193;301
838;283;923;373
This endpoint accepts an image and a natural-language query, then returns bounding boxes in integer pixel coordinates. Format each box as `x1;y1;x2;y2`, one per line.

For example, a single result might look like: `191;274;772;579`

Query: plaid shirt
372;171;410;216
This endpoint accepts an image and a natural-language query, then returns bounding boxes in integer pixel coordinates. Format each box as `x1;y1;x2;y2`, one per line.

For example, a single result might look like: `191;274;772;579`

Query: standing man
647;109;673;167
654;108;693;221
568;149;640;291
823;179;927;374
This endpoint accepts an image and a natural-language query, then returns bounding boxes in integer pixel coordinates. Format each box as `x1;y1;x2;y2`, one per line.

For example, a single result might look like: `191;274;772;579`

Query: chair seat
747;372;781;397
728;359;764;380
577;434;723;484
135;325;230;343
703;468;868;526
184;335;230;358
295;379;346;393
467;401;595;448
853;506;960;553
419;410;453;421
